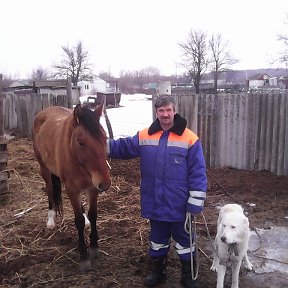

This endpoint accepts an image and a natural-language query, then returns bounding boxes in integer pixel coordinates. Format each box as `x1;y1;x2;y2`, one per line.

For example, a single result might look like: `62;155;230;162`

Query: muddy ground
0;137;288;288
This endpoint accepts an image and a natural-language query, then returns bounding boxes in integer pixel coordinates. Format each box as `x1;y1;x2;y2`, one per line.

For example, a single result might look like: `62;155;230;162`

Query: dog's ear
243;215;249;226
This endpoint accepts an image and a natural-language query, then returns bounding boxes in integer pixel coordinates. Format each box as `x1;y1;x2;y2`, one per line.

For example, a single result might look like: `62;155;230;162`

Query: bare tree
133;70;144;91
179;30;209;93
277;14;288;68
31;66;50;80
0;74;14;90
52;41;94;86
140;66;160;82
98;71;115;82
118;70;135;93
209;34;238;93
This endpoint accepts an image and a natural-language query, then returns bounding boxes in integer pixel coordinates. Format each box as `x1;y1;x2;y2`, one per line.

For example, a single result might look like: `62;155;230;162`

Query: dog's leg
243;252;253;270
231;260;241;288
210;254;219;272
210;242;220;272
210;257;218;272
216;264;226;288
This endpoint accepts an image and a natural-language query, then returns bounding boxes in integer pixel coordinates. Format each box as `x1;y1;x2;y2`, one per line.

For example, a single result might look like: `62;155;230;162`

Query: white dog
210;204;253;288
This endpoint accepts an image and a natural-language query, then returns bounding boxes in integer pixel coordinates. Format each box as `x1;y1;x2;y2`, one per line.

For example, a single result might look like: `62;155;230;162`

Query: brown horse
32;103;111;272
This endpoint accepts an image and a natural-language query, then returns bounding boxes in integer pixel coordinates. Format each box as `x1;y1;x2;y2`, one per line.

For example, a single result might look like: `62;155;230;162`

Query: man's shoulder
139;127;149;136
139;127;162;139
183;128;199;139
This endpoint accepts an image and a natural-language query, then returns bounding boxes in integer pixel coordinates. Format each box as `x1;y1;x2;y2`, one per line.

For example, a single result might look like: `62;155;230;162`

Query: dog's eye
231;225;236;229
223;224;226;228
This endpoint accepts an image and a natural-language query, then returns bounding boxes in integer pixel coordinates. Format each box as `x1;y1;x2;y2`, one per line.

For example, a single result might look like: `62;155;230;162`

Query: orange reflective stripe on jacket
139;128;199;149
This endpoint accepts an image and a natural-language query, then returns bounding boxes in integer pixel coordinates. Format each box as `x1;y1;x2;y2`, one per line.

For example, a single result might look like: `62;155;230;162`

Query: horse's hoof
79;259;93;272
46;223;55;229
89;247;99;259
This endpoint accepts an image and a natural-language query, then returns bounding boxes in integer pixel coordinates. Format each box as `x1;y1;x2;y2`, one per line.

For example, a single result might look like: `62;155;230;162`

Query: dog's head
218;205;249;245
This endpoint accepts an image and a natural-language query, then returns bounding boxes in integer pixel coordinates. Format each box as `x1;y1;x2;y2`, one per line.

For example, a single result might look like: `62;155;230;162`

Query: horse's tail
51;174;63;216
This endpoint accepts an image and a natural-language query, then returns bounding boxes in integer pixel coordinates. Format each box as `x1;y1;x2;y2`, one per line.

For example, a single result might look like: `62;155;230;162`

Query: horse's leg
39;164;55;229
81;204;91;228
67;189;92;272
87;190;99;260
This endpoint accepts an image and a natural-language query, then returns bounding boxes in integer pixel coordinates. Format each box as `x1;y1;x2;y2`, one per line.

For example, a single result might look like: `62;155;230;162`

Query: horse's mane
77;106;103;138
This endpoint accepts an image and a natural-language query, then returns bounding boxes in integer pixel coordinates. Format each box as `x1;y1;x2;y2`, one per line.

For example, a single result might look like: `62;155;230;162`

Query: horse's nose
91;173;111;192
98;183;105;192
221;236;226;243
98;180;111;192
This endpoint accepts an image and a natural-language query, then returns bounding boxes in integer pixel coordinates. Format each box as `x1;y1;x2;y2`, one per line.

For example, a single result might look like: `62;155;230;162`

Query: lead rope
184;212;199;280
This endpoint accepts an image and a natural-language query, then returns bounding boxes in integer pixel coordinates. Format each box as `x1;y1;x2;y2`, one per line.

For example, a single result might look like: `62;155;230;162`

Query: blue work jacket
107;114;207;222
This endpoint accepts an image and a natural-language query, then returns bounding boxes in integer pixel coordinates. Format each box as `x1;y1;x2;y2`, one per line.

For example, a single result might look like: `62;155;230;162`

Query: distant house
277;75;288;89
200;73;227;87
9;79;70;95
77;77;122;107
143;82;157;90
33;79;68;95
106;80;119;93
77;77;123;107
77;77;108;97
269;77;278;86
247;73;271;88
8;78;78;106
8;80;34;94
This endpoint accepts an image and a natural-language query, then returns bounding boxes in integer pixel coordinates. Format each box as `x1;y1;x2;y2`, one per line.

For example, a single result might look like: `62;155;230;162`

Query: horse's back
33;106;72;173
34;106;71;125
33;106;71;132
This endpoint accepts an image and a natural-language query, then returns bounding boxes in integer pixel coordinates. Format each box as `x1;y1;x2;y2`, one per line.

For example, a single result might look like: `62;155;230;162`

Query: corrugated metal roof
33;79;68;88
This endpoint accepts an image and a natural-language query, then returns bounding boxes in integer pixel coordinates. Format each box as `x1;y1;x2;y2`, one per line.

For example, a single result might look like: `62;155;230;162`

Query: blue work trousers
149;219;194;261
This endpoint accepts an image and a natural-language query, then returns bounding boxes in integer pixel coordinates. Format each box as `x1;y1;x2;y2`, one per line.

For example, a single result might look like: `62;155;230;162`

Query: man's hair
154;95;176;110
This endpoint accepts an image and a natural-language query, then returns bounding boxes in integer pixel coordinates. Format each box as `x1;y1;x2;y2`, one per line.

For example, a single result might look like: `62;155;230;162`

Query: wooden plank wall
3;93;68;137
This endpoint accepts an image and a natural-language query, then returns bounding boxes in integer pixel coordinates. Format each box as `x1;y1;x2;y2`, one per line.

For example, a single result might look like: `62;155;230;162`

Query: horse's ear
74;104;82;124
95;100;105;117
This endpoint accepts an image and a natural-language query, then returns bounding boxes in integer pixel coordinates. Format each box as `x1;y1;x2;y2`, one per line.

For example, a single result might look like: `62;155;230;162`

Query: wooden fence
167;91;288;176
3;92;68;137
2;91;288;176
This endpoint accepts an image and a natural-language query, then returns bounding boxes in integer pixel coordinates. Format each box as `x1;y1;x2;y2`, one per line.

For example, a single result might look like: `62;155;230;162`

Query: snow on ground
101;94;153;139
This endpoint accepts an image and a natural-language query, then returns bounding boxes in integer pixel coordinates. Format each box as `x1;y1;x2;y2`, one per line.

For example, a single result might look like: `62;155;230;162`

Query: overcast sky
1;0;288;78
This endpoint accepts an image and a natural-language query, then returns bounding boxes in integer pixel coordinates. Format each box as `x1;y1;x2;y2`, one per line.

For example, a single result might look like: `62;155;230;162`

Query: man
107;95;207;287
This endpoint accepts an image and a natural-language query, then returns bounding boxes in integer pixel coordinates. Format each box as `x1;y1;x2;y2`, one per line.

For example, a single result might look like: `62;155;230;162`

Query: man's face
156;103;175;128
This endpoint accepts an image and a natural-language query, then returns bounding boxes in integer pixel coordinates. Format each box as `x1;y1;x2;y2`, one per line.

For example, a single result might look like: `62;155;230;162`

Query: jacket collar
148;113;187;136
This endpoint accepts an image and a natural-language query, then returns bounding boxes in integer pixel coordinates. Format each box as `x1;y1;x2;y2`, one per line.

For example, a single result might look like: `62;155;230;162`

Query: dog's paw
244;260;253;271
210;264;218;272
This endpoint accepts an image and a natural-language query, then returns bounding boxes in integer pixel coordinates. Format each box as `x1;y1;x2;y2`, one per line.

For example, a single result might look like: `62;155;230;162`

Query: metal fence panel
167;92;288;176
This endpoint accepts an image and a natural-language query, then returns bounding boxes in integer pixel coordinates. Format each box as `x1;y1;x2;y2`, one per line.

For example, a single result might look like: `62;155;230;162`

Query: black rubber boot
144;257;167;287
180;260;198;288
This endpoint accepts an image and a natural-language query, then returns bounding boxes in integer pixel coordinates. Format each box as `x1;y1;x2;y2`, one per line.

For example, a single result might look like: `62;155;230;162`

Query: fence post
0;74;10;203
66;77;73;109
0;74;3;135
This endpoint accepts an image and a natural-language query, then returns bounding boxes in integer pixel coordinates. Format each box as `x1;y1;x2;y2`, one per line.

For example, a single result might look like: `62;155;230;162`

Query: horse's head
72;102;111;192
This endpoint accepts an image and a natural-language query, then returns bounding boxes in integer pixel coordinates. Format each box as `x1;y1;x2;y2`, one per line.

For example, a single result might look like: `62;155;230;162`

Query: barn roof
33;79;68;88
249;73;271;80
